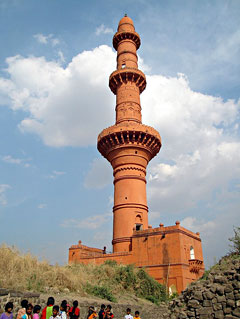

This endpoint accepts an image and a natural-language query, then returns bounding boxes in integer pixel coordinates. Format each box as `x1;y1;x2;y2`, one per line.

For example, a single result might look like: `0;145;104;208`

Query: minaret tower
98;15;161;253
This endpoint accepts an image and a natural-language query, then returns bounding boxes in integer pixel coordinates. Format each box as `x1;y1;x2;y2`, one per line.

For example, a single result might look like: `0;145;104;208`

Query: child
0;302;13;319
104;305;113;319
60;301;67;319
49;306;61;319
124;308;133;319
69;301;80;319
133;311;140;319
41;297;55;319
98;304;105;319
17;300;28;319
22;304;33;319
33;305;41;319
87;307;97;319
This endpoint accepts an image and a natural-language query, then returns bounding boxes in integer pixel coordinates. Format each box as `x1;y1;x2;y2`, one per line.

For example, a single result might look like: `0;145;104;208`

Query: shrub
229;226;240;254
104;259;117;266
85;283;116;302
135;268;167;304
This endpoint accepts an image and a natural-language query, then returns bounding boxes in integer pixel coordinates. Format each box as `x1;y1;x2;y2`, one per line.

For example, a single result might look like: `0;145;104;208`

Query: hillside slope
0;245;167;304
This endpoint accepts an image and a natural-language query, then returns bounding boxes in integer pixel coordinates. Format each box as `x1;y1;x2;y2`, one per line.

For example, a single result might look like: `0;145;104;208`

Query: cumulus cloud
84;157;112;189
0;184;11;205
95;24;113;36
34;33;60;46
0;46;115;147
141;73;240;215
61;212;111;230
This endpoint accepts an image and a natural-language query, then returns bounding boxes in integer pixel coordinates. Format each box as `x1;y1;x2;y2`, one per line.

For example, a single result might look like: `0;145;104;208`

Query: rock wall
0;289;42;314
169;256;240;319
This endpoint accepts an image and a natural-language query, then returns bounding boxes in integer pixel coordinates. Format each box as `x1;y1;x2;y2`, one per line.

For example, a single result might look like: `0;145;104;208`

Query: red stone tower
97;15;161;253
69;16;205;294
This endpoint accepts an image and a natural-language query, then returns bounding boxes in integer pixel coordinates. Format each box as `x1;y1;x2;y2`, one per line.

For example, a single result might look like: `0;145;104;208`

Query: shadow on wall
162;242;170;285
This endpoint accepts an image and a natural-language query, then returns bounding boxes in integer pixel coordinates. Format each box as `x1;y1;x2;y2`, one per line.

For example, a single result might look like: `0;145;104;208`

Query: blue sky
0;0;239;268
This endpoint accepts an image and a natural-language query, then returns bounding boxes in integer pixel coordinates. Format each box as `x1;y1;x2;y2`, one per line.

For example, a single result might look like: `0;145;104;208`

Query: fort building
69;15;204;294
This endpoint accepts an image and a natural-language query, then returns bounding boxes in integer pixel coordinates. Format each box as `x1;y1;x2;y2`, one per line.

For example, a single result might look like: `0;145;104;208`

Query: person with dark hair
22;304;33;319
124;308;133;319
87;307;97;319
60;301;67;319
0;302;13;319
17;300;28;319
41;297;55;319
33;305;41;319
133;311;140;319
49;306;60;319
69;301;80;319
98;304;105;319
104;305;113;319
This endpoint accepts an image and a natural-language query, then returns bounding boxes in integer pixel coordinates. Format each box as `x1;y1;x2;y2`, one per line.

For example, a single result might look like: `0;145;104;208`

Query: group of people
0;298;141;319
0;298;80;319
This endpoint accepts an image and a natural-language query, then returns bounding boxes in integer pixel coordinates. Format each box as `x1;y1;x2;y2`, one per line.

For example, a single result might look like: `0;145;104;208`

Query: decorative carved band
97;129;161;159
113;202;148;212
113;31;141;51
113;166;146;176
109;68;146;95
114;175;146;184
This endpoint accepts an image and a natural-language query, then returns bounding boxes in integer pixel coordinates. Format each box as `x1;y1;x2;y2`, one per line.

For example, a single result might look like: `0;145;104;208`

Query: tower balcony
97;122;161;160
189;259;203;273
109;68;146;95
113;31;141;51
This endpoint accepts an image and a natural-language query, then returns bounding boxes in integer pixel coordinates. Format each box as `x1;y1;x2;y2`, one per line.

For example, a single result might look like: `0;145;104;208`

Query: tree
229;226;240;254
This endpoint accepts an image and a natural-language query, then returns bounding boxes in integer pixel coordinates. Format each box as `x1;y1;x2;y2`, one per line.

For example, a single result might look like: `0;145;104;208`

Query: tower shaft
98;15;161;252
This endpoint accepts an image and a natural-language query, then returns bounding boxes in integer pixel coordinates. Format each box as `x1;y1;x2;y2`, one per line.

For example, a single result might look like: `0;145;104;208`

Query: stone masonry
168;255;240;319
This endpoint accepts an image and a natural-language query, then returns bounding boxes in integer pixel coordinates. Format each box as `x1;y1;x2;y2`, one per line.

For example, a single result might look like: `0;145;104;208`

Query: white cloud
140;73;240;214
38;203;47;209
61;213;111;230
2;155;21;164
33;33;60;46
84;158;112;189
181;216;216;235
58;50;65;63
0;184;11;205
2;155;31;167
95;24;113;36
47;170;66;179
0;46;115;147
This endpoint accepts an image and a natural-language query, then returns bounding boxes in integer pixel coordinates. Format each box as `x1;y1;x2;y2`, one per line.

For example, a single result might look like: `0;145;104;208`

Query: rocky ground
169;254;240;319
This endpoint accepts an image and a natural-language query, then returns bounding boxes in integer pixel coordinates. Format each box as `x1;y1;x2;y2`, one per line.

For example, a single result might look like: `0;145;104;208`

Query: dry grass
0;245;167;303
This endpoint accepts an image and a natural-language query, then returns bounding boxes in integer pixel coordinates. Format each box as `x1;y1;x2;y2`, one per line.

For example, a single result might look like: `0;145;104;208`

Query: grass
0;244;167;304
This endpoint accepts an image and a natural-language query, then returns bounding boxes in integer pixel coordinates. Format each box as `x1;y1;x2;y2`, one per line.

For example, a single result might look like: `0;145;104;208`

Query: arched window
135;224;143;231
135;214;143;231
190;246;195;260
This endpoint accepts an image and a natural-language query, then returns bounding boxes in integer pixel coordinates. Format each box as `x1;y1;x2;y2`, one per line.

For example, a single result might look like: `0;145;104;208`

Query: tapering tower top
97;16;161;253
118;14;135;32
98;15;161;160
